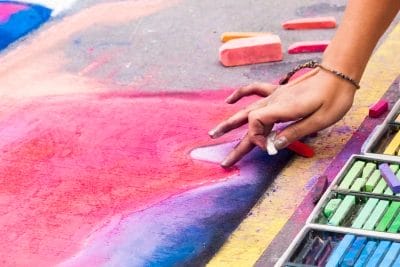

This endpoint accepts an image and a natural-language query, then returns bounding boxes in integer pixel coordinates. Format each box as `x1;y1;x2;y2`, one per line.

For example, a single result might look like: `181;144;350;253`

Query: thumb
273;114;326;150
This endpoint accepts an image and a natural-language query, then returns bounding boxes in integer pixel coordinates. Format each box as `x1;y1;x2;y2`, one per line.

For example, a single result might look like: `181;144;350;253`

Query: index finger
221;134;255;168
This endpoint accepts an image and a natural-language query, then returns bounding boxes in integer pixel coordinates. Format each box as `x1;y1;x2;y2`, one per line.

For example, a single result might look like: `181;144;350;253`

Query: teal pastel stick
379;242;400;267
362;162;377;179
326;235;355;267
328;196;355;226
339;161;366;189
366;170;381;192
341;236;367;267
365;241;391;267
351;178;366;191
372;179;387;194
363;200;389;230
354;241;377;267
352;198;379;229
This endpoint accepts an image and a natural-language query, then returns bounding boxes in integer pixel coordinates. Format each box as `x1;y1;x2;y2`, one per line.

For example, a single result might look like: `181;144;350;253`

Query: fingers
221;134;255;168
225;83;278;104
273;111;329;150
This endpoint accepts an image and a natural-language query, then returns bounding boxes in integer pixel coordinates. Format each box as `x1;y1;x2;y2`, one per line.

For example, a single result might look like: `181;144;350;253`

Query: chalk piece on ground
342;236;367;267
363;200;389;230
380;163;400;193
351;178;366;191
324;198;342;218
339;161;366;189
362;163;377;179
328;196;355;226
366;170;381;192
384;131;400;155
354;241;377;267
311;175;328;204
365;241;391;266
372;179;387;194
369;99;389;118
287;141;315;158
288;40;330;54
219;35;283;67
380;242;400;266
325;234;354;267
352;198;379;229
376;202;400;232
282;16;337;30
388;211;400;233
220;32;271;43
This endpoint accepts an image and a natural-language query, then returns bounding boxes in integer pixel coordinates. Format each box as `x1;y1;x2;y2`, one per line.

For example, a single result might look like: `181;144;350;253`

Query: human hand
208;68;357;168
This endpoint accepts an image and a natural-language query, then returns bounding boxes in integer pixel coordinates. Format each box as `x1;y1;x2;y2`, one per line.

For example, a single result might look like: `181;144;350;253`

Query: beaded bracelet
279;60;361;89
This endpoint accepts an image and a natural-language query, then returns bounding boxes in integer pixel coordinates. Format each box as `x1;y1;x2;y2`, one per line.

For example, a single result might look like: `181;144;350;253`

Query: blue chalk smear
326;234;355;267
0;2;51;50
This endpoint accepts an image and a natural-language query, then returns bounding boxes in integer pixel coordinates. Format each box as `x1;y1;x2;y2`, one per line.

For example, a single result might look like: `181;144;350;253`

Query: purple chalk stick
379;163;400;193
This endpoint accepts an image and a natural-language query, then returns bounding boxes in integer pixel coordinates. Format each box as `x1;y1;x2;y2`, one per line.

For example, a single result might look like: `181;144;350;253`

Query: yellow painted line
208;23;400;266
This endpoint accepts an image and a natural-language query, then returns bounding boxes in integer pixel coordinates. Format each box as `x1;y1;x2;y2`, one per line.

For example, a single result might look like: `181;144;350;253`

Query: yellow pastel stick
220;32;271;43
384;131;400;155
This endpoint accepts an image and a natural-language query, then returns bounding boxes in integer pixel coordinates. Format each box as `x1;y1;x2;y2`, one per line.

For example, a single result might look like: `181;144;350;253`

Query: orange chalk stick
220;32;271;43
219;35;283;67
282;16;336;30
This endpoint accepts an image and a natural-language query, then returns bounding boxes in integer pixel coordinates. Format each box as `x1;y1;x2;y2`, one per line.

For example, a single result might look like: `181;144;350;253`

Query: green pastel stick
328;196;355;226
362;162;376;179
391;164;400;173
350;178;366;191
389;211;400;233
352;198;379;229
384;186;394;195
363;200;389;230
376;202;400;232
372;179;387;194
365;170;381;192
323;198;342;218
339;161;366;189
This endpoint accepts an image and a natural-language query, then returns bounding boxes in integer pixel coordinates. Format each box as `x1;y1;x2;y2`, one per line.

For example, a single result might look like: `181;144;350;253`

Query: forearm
323;0;400;82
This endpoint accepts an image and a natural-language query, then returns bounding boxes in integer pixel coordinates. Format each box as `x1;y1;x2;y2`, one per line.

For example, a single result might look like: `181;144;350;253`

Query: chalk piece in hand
282;16;336;30
379;163;400;193
369;99;388;118
287;140;314;158
220;32;271;43
311;175;328;204
288;41;330;54
219;35;283;67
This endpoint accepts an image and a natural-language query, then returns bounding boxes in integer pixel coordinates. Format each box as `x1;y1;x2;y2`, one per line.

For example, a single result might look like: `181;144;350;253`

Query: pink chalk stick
288;41;330;54
369;99;389;118
219;35;283;67
282;16;337;30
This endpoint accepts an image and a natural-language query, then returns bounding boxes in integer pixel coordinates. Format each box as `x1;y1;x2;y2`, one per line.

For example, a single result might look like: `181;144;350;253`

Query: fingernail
265;132;278;155
208;127;223;138
221;157;233;168
274;136;289;150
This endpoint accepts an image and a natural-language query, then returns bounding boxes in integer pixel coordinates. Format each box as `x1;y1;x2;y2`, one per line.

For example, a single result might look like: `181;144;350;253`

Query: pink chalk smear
0;3;28;23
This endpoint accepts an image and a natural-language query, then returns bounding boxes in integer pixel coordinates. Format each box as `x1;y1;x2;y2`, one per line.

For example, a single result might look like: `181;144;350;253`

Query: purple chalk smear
379;163;400;193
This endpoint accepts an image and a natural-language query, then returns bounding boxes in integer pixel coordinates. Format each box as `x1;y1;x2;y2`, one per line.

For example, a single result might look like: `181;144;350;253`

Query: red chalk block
287;140;315;158
369;99;389;118
282;16;336;30
288;40;330;54
219;35;283;67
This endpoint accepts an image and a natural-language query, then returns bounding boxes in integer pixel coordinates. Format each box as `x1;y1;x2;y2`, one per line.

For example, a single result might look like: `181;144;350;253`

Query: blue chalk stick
326;235;355;267
354;241;377;267
392;249;400;267
379;242;400;267
365;240;391;267
341;236;367;267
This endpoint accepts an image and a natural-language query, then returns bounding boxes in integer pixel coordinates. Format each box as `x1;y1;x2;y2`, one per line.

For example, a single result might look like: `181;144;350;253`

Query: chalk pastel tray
276;225;400;267
363;99;400;160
